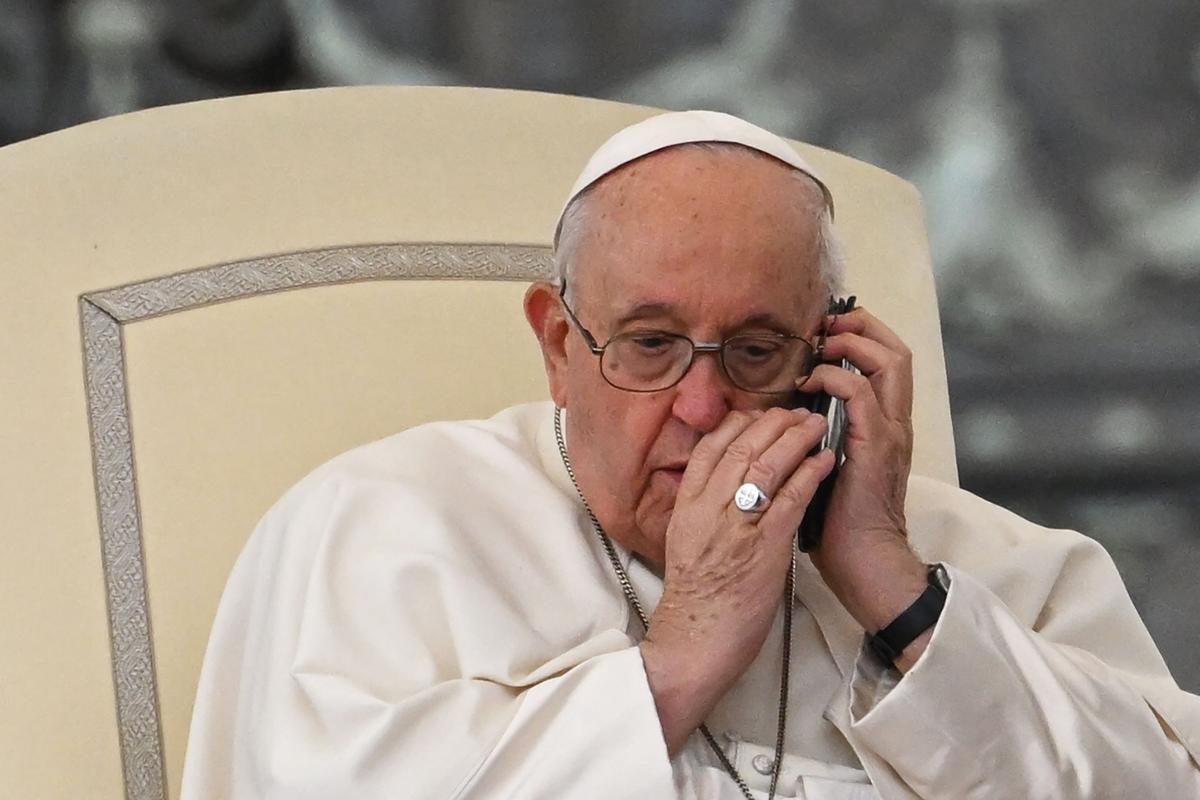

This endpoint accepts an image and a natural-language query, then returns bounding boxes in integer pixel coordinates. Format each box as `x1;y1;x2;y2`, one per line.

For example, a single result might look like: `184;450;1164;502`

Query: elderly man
182;112;1200;799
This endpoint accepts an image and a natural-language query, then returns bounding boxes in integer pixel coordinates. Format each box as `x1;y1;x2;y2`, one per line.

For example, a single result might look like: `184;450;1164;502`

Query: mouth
653;464;688;484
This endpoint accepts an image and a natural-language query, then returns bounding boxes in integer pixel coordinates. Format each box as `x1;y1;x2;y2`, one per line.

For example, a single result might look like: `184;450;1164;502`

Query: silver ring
734;482;769;512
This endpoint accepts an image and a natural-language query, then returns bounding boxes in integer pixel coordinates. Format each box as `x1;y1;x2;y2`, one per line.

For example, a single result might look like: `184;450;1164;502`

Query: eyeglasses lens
601;333;814;393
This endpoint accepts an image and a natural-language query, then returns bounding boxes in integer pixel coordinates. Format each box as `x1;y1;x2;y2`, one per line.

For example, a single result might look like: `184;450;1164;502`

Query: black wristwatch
868;564;950;667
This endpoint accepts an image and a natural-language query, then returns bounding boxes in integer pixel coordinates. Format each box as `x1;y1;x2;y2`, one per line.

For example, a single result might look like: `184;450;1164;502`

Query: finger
818;332;913;421
757;448;836;539
703;407;813;499
826;307;910;357
796;363;886;433
680;409;762;495
739;412;828;500
819;332;901;376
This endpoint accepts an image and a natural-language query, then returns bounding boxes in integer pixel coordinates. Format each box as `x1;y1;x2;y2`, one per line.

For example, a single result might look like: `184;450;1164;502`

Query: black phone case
795;296;857;552
796;381;845;552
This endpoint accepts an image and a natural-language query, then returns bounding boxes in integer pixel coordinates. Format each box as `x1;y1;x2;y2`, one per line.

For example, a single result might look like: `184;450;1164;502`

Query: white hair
554;141;846;304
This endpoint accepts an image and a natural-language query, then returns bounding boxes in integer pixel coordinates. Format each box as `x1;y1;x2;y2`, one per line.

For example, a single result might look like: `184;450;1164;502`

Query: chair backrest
0;86;956;800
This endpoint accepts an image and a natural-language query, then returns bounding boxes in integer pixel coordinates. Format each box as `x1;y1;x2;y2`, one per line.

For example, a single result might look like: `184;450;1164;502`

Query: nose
670;352;732;434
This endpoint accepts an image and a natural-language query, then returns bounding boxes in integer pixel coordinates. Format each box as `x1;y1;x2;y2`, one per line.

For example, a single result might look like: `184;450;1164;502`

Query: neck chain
554;406;795;800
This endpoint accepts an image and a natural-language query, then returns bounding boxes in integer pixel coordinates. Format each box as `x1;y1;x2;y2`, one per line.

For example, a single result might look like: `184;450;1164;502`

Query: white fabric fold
182;402;1200;800
841;566;1200;799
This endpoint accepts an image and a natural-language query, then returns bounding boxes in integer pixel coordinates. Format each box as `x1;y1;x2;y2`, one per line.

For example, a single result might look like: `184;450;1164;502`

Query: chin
629;511;671;566
628;479;680;564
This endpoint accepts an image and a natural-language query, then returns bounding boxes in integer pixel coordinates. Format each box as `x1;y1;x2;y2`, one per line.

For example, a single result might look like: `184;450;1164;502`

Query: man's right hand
638;407;835;754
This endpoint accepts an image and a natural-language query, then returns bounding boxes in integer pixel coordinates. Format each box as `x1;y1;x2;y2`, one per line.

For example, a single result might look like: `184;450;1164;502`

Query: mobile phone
795;296;858;552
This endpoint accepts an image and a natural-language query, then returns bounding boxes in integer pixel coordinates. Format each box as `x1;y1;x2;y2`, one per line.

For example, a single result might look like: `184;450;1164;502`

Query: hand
797;307;930;667
639;407;835;754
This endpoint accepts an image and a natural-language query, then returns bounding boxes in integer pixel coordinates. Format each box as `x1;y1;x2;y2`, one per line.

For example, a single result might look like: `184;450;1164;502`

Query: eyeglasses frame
556;281;830;394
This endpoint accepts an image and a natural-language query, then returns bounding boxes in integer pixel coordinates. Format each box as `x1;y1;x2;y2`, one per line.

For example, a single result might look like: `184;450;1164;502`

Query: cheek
595;400;664;482
571;385;668;490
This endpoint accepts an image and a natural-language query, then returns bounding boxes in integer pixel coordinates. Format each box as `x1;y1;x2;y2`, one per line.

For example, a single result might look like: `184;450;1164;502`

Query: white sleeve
282;646;676;800
183;474;678;800
844;564;1200;799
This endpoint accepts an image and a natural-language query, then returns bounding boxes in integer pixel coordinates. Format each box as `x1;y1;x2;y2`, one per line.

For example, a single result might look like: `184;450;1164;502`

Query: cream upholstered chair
0;87;957;800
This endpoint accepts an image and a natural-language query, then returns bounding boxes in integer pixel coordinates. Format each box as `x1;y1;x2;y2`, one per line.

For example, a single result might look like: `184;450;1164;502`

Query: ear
524;281;570;407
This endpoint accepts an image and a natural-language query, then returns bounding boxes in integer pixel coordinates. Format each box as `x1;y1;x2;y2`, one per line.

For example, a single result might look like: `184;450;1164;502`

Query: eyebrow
738;312;798;333
613;302;678;328
612;303;802;335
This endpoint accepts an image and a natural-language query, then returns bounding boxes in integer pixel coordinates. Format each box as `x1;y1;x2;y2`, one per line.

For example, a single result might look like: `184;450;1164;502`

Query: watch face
930;564;952;592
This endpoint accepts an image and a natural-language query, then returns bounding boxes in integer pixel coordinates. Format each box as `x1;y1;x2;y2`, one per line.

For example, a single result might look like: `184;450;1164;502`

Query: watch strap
868;566;948;666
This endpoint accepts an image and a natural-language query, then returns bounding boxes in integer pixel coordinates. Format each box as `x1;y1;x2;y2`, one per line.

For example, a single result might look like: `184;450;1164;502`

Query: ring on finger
734;482;770;512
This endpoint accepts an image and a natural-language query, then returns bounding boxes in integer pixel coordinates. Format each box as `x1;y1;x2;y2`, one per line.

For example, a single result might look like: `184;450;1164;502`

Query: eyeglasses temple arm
558;281;605;353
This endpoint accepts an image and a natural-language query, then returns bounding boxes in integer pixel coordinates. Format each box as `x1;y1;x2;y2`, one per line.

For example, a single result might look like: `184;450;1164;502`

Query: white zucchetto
555;109;834;247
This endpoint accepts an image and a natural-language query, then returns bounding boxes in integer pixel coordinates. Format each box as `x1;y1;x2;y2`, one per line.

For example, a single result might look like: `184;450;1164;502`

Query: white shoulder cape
182;402;1200;799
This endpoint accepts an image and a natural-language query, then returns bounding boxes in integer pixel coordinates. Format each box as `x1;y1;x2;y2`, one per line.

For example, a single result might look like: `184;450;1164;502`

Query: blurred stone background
3;0;1197;688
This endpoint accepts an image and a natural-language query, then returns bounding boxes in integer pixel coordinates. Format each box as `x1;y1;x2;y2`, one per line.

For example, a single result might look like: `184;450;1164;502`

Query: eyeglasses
558;284;819;394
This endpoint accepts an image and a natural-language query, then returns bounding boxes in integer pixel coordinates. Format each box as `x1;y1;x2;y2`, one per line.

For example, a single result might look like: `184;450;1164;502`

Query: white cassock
181;402;1200;799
